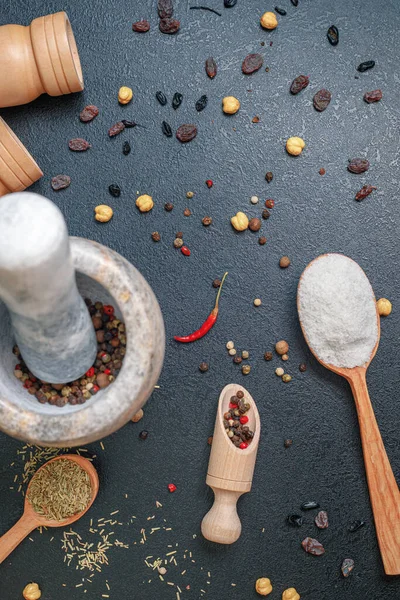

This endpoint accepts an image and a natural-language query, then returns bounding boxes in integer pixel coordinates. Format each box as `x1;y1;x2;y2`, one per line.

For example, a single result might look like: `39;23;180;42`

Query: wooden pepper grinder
201;384;260;544
0;11;83;108
0;192;97;383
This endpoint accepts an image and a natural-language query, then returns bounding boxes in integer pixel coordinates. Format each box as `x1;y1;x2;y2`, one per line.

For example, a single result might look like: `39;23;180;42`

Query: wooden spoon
298;254;400;575
201;384;260;544
0;454;99;563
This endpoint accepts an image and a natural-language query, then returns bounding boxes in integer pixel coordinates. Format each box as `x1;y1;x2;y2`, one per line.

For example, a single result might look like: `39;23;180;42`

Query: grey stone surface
0;0;399;599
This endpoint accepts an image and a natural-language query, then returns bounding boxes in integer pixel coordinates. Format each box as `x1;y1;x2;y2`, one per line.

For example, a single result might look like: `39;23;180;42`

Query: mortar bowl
0;237;165;447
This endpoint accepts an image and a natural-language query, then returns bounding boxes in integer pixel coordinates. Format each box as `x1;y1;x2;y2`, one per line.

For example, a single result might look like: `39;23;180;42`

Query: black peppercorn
212;278;221;288
233;356;242;364
151;232;161;242
299;363;307;372
199;362;209;372
176;231;184;239
139;430;149;440
165;202;174;211
122;141;131;155
264;351;273;361
262;209;270;220
202;216;212;226
284;439;293;448
259;236;267;245
265;171;273;183
109;184;121;197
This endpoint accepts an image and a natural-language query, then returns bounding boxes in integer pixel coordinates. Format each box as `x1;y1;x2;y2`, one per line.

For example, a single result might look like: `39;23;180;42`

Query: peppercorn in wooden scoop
0;454;99;564
201;384;260;544
297;253;400;575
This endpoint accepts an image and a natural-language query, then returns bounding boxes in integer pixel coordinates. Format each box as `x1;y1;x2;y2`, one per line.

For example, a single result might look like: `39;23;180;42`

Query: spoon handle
0;514;37;564
350;368;400;575
201;488;242;544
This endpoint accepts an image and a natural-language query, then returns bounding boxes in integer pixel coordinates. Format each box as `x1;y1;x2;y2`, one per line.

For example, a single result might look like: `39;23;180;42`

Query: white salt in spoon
298;253;400;575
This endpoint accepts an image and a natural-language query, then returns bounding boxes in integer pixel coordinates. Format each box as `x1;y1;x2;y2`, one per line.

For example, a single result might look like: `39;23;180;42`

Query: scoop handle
350;368;400;575
201;488;242;544
0;513;37;564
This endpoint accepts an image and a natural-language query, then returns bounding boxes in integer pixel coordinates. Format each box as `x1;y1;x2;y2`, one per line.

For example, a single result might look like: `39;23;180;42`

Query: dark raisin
265;171;273;183
121;120;138;128
290;0;298;6
355;185;376;201
159;18;180;34
275;6;287;15
313;89;332;112
79;105;99;123
108;122;125;137
195;95;208;111
68;138;91;152
162;121;173;137
109;184;121;197
172;92;183;109
364;89;382;103
302;537;325;556
242;53;263;74
314;510;329;529
348;519;366;532
158;0;173;19
327;25;339;46
341;558;355;577
176;124;197;143
51;174;71;191
357;60;375;72
224;0;237;6
348;158;369;174
290;75;309;94
132;20;150;32
156;91;168;106
122;141;131;155
287;515;303;527
205;57;217;79
301;501;320;510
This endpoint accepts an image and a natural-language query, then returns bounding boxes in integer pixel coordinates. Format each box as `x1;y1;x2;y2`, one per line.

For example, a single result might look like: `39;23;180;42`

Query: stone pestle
0;192;97;383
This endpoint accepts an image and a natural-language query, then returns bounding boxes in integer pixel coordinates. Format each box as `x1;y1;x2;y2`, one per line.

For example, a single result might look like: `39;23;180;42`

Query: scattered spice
151;232;161;242
202;216;212;226
162;121;173;137
156;91;168;106
132;20;150;32
183;208;191;217
290;0;299;5
275;340;289;355
95;205;113;223
122;141;131;155
299;363;307;372
118;86;133;105
174;272;228;342
196;95;208;111
341;558;355;577
172;92;183;109
131;409;144;423
265;171;273;183
189;6;222;16
264;351;273;361
176;231;183;239
159;18;180;34
181;246;191;256
173;238;184;248
252;116;260;123
165;202;174;211
176;124;197;143
233;356;242;364
27;458;91;521
121;119;140;128
205;57;217;79
357;60;375;72
301;501;320;510
69;138;91;152
281;353;288;361
51;174;71;191
109;184;121;197
301;537;325;556
23;583;41;600
199;362;209;372
222;96;240;114
136;194;154;212
139;430;149;440
275;7;286;16
108;122;125;137
80;105;99;123
226;341;234;349
348;158;369;173
287;514;303;527
207;436;213;445
377;298;392;316
348;519;366;532
315;510;329;529
206;179;213;188
259;236;267;245
260;12;278;30
231;211;249;231
253;298;262;307
262;210;270;220
364;89;382;103
242;53;263;74
242;364;251;375
255;577;273;596
319;167;326;175
280;256;291;269
282;374;292;383
168;483;177;493
249;218;261;232
327;25;339;45
286;136;305;155
290;75;309;95
213;279;221;288
313;89;331;112
224;0;237;6
355;184;376;201
284;439;293;448
186;191;194;198
228;348;236;356
265;199;275;208
275;367;284;377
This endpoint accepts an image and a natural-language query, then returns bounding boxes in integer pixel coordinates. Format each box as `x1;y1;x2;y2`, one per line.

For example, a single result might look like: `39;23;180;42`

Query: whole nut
260;11;278;30
118;86;133;104
249;218;261;232
255;577;273;596
222;96;241;115
94;205;113;222
282;588;300;600
23;583;41;600
377;297;392;316
131;409;144;423
136;194;154;212
231;211;249;231
286;137;305;156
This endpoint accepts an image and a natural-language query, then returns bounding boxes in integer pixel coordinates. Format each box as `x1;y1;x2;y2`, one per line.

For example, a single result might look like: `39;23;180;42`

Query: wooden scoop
201;384;260;544
0;454;98;563
298;254;400;575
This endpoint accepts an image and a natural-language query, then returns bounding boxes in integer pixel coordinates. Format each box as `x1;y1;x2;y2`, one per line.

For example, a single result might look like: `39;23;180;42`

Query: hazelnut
222;96;241;115
231;211;249;231
94;205;113;222
118;86;133;104
131;409;144;423
136;194;154;212
377;297;392;317
286;136;305;156
282;588;300;600
23;583;41;600
280;256;291;268
275;340;289;355
260;11;278;30
255;577;273;596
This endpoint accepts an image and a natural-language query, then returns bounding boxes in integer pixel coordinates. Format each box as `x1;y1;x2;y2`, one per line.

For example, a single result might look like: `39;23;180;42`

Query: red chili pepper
174;272;228;343
86;367;95;378
103;304;114;316
206;179;213;188
168;483;177;493
181;246;191;256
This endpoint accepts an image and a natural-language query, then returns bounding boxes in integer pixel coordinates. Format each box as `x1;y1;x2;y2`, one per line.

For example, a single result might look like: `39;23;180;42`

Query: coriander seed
377;297;392;316
226;341;235;350
280;256;291;268
228;348;237;356
236;390;244;399
173;238;184;248
242;364;251;375
176;231;183;239
186;191;194;198
242;350;249;359
282;374;292;383
254;298;262;307
284;439;293;448
282;353;289;361
199;362;209;372
275;367;284;376
202;216;212;226
151;231;161;242
265;171;273;183
183;208;191;217
264;351;273;361
233;356;242;364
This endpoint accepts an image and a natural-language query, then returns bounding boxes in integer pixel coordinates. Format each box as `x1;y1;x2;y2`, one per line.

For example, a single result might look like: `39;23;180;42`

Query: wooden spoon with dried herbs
0;455;98;564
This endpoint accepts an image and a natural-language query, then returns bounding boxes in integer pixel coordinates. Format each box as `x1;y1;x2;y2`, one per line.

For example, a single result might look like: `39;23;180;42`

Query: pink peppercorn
181;246;191;256
239;442;248;450
103;304;114;316
240;416;249;425
206;179;213;188
168;483;177;493
86;367;95;378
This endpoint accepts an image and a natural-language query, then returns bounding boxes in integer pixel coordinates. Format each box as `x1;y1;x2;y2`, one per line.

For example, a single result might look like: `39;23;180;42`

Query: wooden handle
0;514;37;564
201;488;242;544
350;368;400;575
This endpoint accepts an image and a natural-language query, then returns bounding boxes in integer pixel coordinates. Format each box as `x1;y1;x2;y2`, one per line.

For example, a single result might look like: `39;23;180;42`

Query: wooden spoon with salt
0;454;99;564
298;253;400;575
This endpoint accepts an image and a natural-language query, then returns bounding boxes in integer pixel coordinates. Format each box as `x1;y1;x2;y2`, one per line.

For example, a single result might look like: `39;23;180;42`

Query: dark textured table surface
1;0;400;598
